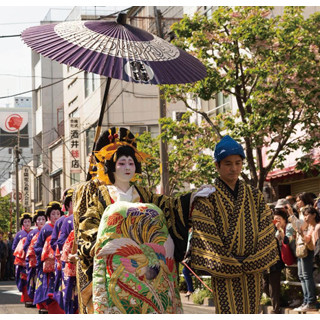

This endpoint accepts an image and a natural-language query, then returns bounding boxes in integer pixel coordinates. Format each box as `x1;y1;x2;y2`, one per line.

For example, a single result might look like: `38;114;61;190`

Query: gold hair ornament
94;141;150;163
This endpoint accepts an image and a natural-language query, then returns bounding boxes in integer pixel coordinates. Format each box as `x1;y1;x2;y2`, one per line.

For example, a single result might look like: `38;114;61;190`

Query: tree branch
180;95;223;139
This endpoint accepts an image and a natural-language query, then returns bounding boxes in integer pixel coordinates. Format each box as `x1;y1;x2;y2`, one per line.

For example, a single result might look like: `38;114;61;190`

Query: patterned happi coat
191;178;279;314
73;180;191;314
93;201;181;314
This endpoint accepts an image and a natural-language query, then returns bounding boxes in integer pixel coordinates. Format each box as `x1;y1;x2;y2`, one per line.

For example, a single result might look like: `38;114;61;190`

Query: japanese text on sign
70;118;81;173
22;166;30;209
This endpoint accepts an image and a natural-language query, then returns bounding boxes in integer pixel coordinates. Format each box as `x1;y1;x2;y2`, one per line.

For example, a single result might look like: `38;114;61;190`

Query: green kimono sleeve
135;186;192;262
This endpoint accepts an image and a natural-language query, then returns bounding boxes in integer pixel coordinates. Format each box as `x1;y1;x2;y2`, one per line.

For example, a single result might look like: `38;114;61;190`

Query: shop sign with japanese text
70;118;81;173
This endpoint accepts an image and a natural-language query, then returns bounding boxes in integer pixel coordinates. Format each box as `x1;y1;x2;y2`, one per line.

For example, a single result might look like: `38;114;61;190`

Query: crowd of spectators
263;192;320;313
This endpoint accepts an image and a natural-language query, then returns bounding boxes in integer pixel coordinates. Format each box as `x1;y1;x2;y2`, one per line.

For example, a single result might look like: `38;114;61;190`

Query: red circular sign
5;114;23;132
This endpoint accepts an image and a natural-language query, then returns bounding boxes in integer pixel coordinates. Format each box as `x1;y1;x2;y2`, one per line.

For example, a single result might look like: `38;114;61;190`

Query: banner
0;112;29;147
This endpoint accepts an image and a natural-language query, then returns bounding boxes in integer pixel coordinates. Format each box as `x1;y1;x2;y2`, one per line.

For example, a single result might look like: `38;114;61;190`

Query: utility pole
154;6;170;195
14;130;20;232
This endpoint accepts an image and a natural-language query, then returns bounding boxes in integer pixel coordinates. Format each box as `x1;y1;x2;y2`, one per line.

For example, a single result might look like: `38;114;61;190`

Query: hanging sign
69;117;81;173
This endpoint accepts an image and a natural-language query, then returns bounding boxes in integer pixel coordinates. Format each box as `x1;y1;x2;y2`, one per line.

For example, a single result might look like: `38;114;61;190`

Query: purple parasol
21;13;207;180
21;18;206;85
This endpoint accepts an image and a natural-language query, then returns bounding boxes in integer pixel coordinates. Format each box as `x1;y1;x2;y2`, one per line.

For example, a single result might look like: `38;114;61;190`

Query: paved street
0;280;37;314
0;279;215;314
2;280;318;314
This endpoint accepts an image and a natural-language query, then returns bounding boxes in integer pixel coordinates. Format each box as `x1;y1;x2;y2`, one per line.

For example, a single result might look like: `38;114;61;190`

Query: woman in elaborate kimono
33;201;63;314
82;127;196;314
23;209;46;307
12;212;33;306
73;128;196;314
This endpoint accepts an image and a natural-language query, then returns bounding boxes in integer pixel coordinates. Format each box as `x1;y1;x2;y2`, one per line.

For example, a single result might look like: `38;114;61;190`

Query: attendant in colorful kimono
33;201;63;314
56;189;78;314
12;212;33;306
59;194;78;314
24;210;46;307
50;188;73;312
191;135;279;314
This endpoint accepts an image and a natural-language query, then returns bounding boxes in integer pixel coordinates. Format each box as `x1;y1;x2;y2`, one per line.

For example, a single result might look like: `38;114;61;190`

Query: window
70;173;80;185
68;77;78;89
35;175;43;203
216;92;231;115
69;108;79;118
130;126;148;136
175;112;188;122
68;96;78;108
86;126;96;156
57;106;64;136
51;174;61;201
84;71;99;98
36;87;42;110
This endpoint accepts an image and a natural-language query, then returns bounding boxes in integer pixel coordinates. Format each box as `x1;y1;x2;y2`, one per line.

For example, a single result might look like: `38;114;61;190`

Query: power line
0;70;82;100
0;73;88;80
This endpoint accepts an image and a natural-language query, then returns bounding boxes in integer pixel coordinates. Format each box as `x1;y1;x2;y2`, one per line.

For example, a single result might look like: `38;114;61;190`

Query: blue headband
214;135;245;162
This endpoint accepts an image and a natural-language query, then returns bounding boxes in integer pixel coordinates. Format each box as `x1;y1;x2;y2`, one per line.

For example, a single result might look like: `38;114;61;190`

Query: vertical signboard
22;166;30;209
70;118;81;173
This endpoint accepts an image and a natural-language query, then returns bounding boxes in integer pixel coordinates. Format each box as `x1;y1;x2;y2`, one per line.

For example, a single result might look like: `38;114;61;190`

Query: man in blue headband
191;135;278;314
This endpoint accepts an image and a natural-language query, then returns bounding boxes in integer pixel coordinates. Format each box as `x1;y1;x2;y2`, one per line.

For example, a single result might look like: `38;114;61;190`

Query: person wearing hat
74;127;211;314
23;209;46;307
12;212;33;306
191;135;279;314
33;201;63;314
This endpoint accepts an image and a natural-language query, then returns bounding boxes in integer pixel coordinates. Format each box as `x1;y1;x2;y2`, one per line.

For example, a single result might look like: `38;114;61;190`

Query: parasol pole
86;12;128;181
86;77;112;181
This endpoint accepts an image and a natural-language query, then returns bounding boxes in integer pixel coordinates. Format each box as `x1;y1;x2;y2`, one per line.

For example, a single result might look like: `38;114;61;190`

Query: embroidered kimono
191;178;279;314
74;182;191;313
93;198;182;314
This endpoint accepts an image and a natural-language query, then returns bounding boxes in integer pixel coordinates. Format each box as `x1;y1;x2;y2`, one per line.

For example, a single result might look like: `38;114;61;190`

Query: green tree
162;6;320;190
0;195;16;233
136;131;161;190
136;114;218;195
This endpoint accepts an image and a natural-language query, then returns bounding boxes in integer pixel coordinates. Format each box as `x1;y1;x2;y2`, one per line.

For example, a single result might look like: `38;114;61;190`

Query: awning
266;165;301;181
266;158;320;181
